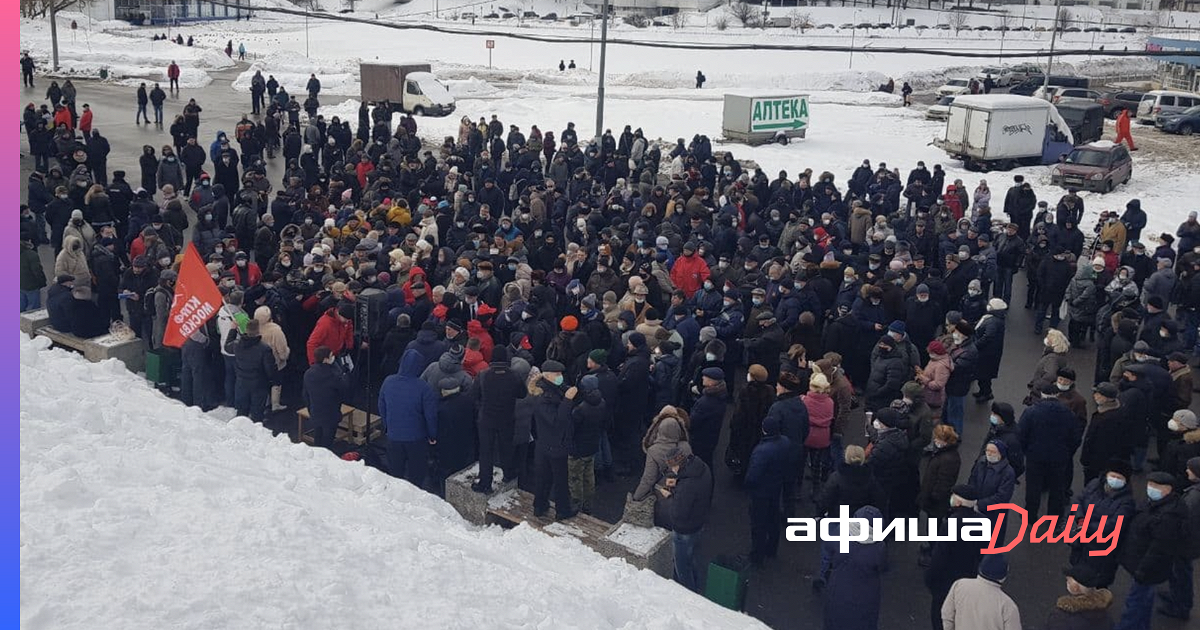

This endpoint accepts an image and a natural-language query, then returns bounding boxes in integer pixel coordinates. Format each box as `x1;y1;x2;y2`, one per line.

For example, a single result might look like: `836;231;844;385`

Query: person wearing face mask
527;361;575;520
866;407;917;518
942;321;978;435
1067;458;1135;589
1079;383;1132;484
1162;409;1200;483
1019;381;1082;523
918;424;962;527
1158;456;1200;621
1113;471;1188;630
228;251;261;288
669;241;711;299
967;439;1017;541
711;289;746;348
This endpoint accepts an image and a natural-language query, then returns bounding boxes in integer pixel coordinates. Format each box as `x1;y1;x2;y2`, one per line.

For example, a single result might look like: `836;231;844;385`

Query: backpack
143;286;160;319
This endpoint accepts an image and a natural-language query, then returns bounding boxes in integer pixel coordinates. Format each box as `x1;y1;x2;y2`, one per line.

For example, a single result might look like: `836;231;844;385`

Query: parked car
1157;105;1200;135
1053;88;1103;106
839;23;854;29
1084;27;1101;33
856;22;874;29
1009;75;1047;96
1014;26;1032;32
460;11;477;19
1097;90;1147;118
1007;63;1043;83
1033;85;1062;102
1049;141;1133;193
501;12;515;18
914;24;929;30
1136;90;1200;124
996;25;1010;32
1104;27;1119;33
934;24;951;30
522;10;538;18
975;25;993;31
817;23;836;29
876;23;893;29
1064;26;1082;33
926;95;956;120
937;78;972;97
1120;26;1136;33
975;66;1014;87
483;12;499;18
541;12;558;20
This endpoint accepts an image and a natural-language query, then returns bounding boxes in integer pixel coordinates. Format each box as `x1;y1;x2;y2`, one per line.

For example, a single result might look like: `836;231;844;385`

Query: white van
1136;90;1200;124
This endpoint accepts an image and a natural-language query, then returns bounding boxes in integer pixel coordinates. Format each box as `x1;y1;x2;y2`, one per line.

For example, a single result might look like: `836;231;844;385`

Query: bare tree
714;15;729;30
998;13;1013;30
948;11;969;34
728;1;759;27
24;0;86;70
1055;7;1072;30
789;9;813;32
669;10;686;29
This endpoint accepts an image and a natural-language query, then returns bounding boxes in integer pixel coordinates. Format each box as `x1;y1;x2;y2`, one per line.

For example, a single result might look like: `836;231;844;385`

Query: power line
206;1;1200;59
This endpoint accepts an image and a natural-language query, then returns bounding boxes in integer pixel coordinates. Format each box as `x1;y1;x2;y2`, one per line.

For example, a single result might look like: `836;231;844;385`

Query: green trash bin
145;348;178;385
704;554;749;611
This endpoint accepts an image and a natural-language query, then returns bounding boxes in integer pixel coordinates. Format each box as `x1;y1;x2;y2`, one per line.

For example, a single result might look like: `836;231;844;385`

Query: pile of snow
20;15;233;87
232;50;359;96
19;334;763;630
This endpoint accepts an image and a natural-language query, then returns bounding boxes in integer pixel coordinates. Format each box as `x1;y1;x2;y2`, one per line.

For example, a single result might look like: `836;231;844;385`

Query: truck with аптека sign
722;93;809;145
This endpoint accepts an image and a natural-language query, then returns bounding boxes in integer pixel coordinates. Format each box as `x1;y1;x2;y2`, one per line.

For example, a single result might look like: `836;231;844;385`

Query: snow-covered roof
951;94;1052;111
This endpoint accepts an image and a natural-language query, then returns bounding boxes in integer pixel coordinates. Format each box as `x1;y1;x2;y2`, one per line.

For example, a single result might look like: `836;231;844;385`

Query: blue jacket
745;434;793;499
765;392;809;460
967;457;1016;514
379;349;439;442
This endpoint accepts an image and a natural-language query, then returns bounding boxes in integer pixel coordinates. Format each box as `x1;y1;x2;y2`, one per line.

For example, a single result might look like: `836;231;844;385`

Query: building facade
107;0;250;25
1147;36;1200;92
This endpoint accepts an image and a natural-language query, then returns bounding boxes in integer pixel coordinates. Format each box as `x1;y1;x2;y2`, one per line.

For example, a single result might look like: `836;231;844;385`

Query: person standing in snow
306;73;321;99
902;81;913;107
233;318;278;423
167;61;180;94
21;52;35;88
695;71;706;89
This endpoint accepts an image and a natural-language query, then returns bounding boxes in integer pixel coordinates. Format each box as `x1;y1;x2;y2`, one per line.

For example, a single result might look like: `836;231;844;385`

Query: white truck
722;93;809;145
933;95;1075;171
359;62;455;117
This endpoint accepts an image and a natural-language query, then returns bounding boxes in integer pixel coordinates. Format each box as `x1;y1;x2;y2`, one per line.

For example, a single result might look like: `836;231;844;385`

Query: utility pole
50;2;62;71
1044;0;1061;90
305;7;310;57
594;0;609;139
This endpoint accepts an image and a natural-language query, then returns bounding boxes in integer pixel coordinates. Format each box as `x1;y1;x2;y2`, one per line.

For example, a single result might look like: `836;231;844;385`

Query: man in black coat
434;376;478;486
87;130;111;186
765;371;809;513
1002;176;1037;240
467;346;528;493
46;274;76;330
925;484;986;630
993;223;1024;303
614;333;651;474
1114;471;1189;629
688;367;730;473
972;299;1007;402
234;319;278;422
1019;382;1082;522
1035;246;1073;335
582;351;619;481
654;449;713;592
532;361;575;520
180;136;206;195
302;346;352;449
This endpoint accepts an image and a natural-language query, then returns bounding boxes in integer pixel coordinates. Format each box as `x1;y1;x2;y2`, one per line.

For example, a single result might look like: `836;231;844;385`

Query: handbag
108;320;136;342
622;491;657;528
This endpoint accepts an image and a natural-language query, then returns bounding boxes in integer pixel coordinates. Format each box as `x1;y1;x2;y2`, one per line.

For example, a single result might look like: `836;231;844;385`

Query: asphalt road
19;70;1199;630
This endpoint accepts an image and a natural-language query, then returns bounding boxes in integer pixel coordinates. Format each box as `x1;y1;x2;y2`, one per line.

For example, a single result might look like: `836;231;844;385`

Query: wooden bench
295;404;382;446
35;326;145;373
484;486;675;578
19;309;51;335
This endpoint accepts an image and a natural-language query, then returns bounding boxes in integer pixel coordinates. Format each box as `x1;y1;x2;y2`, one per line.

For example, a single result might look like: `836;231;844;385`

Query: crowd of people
20;69;1200;630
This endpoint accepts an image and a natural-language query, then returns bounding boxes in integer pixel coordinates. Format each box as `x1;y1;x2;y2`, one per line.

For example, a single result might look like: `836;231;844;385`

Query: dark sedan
1097;90;1147;118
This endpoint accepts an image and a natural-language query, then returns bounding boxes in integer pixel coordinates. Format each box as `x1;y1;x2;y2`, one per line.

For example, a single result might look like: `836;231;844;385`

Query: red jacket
466;320;494;362
79;109;93;133
306;308;354;364
670;253;711;299
167;63;180;79
229;261;262;287
53;108;72;130
462;347;488;377
356;161;375;189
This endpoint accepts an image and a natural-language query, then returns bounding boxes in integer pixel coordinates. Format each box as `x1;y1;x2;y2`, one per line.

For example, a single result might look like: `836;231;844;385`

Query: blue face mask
989;415;1000;426
1146;486;1165;502
1106;476;1126;490
552;375;564;386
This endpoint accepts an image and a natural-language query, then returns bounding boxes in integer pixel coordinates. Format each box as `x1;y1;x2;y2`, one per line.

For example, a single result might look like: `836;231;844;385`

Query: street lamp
849;10;860;69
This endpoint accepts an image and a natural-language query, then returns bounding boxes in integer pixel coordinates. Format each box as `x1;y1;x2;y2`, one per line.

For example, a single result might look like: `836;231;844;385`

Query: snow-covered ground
20;14;234;88
19;333;765;629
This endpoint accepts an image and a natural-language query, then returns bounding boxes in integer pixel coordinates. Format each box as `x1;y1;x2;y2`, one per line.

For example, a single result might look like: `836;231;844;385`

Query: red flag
162;243;223;348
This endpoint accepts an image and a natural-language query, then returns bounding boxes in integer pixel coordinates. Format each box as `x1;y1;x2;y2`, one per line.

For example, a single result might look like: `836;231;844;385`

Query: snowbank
19;334;764;630
232;50;359;96
19;16;233;87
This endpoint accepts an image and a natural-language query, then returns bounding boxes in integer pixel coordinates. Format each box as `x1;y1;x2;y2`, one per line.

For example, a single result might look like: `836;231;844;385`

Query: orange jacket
669;253;711;299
